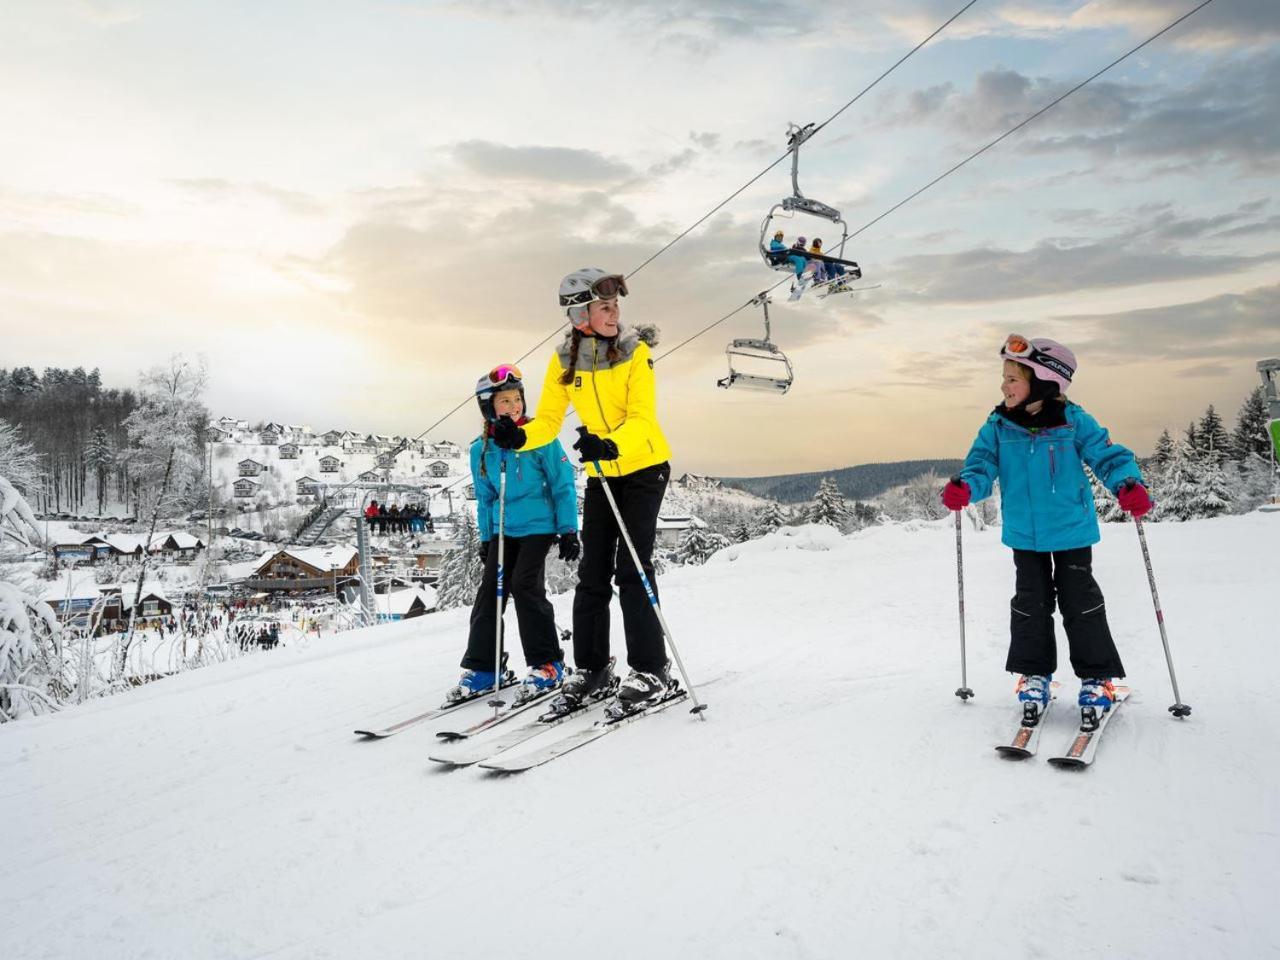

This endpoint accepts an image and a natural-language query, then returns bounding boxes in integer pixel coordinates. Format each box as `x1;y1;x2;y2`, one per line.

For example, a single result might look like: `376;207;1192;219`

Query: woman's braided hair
559;329;621;386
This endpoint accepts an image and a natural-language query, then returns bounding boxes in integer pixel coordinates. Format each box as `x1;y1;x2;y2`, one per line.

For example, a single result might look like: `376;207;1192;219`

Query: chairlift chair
759;122;860;283
717;294;794;394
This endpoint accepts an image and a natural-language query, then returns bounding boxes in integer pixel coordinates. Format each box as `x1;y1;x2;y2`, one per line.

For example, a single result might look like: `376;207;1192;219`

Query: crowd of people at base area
427;267;1156;732
767;230;851;287
233;621;281;651
363;501;433;535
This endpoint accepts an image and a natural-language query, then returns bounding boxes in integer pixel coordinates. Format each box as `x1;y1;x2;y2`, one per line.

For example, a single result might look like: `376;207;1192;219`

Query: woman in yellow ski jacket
490;267;674;713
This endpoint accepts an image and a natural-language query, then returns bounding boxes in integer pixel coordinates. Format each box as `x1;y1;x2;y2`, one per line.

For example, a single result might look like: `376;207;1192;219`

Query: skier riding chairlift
759;122;862;297
717;293;793;395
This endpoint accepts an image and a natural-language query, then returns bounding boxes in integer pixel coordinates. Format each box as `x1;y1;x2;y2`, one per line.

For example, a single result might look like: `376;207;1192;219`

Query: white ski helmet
558;267;628;331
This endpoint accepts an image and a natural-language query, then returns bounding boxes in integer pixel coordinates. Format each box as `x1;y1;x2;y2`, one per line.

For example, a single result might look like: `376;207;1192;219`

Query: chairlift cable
656;0;1217;365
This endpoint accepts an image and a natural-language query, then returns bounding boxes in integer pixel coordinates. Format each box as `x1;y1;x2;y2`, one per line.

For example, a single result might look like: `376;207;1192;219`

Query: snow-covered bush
0;475;63;722
673;526;732;566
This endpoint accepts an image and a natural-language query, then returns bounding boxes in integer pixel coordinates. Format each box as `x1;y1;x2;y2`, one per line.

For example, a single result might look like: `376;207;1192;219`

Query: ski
353;674;517;739
478;686;689;774
433;684;562;742
428;697;610;768
1047;687;1131;769
994;699;1055;759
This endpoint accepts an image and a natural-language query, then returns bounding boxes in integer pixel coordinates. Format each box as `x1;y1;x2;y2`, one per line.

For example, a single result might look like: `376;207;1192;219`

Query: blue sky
1;0;1277;474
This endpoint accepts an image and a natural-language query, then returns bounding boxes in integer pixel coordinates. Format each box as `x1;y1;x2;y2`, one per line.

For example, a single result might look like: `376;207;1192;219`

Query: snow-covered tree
1086;466;1124;523
0;474;63;722
1232;453;1276;513
0;419;43;498
876;470;950;522
117;357;208;675
435;510;483;610
1151;429;1174;468
1151;438;1202;521
1192;455;1234;519
1197;405;1231;465
1232;388;1272;461
84;425;114;516
673;526;731;566
751;500;788;538
807;477;850;528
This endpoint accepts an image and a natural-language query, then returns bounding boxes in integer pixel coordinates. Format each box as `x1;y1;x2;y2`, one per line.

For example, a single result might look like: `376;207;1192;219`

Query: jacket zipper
590;339;619;477
1049;445;1056;493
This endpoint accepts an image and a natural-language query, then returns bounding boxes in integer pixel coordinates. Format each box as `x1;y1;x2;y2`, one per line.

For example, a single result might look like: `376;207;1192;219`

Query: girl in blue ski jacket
447;364;580;705
940;336;1153;726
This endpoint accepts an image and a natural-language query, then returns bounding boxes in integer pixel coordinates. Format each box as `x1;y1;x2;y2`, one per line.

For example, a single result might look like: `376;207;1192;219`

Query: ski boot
1016;673;1052;726
511;660;565;706
607;661;673;719
445;653;510;703
1078;678;1116;731
446;669;496;704
545;657;617;717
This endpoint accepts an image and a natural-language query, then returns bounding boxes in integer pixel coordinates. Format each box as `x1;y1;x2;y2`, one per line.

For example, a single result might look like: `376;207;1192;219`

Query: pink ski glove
941;478;971;511
1116;481;1152;518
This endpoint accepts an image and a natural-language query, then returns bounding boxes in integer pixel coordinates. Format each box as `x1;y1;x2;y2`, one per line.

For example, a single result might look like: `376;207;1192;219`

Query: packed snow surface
2;513;1276;959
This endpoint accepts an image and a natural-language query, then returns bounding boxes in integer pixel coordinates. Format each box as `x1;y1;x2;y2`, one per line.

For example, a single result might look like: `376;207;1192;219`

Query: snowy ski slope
1;512;1276;959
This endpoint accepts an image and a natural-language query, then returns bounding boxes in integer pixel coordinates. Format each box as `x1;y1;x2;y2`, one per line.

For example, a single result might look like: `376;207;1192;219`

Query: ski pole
586;447;706;719
949;476;974;701
1124;480;1191;718
490;454;508;710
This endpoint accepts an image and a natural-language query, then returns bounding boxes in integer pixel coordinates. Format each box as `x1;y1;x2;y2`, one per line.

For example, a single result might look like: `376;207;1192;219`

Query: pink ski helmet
1000;334;1076;394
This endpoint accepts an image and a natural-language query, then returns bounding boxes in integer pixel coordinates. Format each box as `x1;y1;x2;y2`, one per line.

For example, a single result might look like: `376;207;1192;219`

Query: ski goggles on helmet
559;274;628;307
482;364;522;391
1000;334;1074;382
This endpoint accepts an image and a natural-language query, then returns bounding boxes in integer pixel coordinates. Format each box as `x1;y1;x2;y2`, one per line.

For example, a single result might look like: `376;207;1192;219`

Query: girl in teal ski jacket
941;336;1152;724
447;364;580;706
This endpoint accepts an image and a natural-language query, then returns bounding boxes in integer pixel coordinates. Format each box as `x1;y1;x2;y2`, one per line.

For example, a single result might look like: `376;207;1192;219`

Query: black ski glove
478;540;491;563
491;416;526;450
573;427;619;463
557;532;580;563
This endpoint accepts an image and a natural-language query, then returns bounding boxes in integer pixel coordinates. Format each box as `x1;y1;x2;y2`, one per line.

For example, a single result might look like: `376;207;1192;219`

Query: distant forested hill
718;459;964;504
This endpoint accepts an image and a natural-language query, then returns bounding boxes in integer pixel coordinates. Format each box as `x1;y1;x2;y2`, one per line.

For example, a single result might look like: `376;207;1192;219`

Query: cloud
1067;0;1280;49
168;178;325;217
450;140;635;184
883;234;1277;305
881;52;1280;173
0;186;138;219
1048;281;1280;364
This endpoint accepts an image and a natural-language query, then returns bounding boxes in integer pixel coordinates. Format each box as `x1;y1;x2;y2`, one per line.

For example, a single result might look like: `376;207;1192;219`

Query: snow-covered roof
234;477;261;487
383;586;437;615
105;533;148;553
656;515;707;531
296;476;319;484
151;532;204;550
238;458;265;467
258;546;359;575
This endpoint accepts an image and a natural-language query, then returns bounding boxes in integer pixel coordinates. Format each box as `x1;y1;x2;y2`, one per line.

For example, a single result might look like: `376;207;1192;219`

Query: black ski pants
461;533;563;672
573;462;670;675
1006;546;1125;679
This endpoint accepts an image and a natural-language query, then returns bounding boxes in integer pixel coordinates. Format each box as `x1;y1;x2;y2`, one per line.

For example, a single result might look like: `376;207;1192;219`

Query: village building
319;455;341;473
238;459;265;478
431;440;462;459
241;547;360;594
279;442;300;459
296;476;321;497
233;477;260;498
148;532;205;561
655;514;708;549
428;460;451;478
321;430;343;446
206;427;232;444
377;586;436;621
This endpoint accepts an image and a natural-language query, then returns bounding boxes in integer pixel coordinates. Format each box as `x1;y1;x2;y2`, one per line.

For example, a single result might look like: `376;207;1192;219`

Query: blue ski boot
1078;678;1116;731
1016;674;1051;725
446;669;496;703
